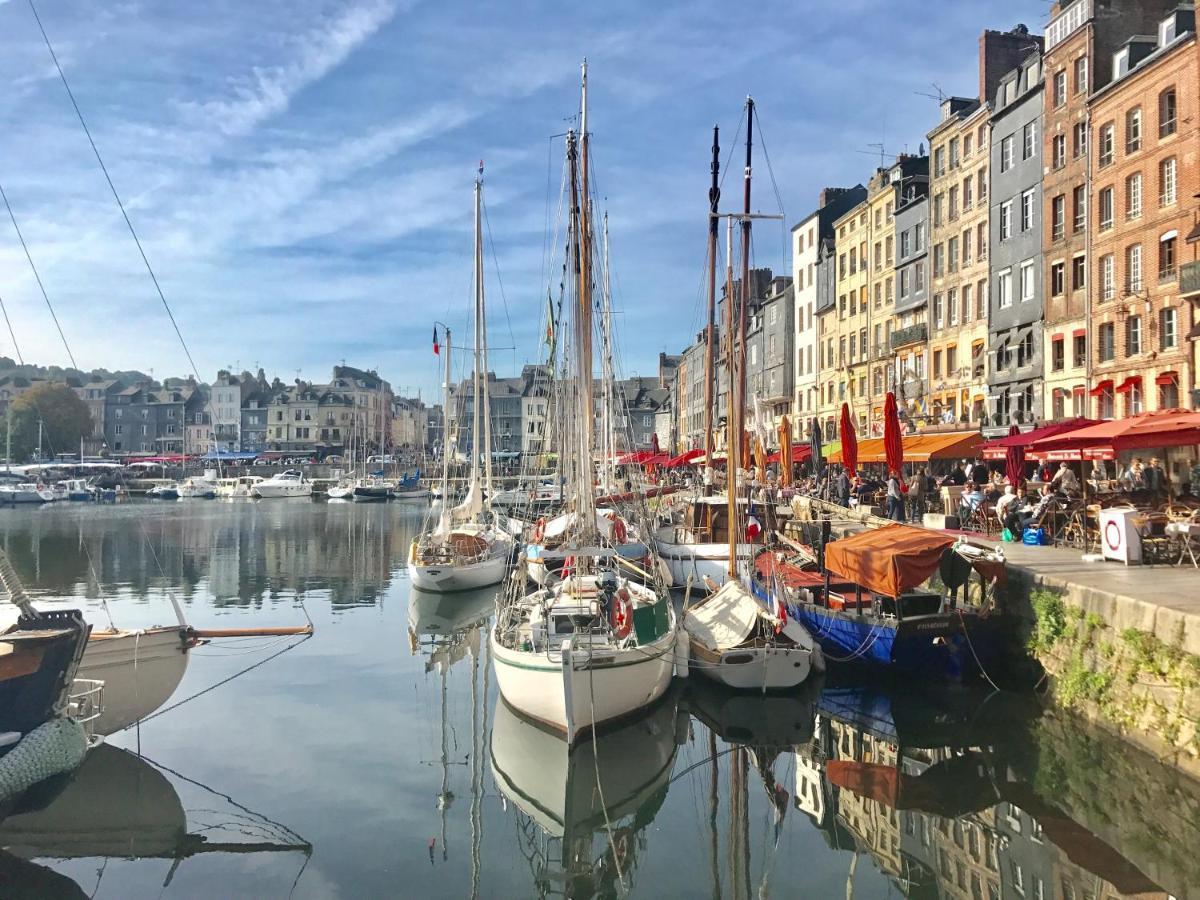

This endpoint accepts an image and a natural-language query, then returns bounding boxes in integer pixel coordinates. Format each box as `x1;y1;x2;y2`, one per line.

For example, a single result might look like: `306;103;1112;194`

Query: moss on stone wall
1027;587;1200;770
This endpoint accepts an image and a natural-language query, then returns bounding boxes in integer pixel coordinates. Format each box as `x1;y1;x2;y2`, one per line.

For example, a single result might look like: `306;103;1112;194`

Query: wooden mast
575;60;596;535
737;98;754;461
725;214;738;580
703;125;720;484
476;162;494;510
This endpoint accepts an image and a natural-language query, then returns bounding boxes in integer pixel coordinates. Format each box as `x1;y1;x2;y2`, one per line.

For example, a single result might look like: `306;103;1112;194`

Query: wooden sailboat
408;165;514;593
491;62;680;743
681;99;822;692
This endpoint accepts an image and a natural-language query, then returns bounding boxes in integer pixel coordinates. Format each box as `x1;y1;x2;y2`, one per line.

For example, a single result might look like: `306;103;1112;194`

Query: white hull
76;626;191;735
391;488;431;501
408;551;507;592
491;621;676;743
654;527;755;588
252;484;312;498
690;639;815;691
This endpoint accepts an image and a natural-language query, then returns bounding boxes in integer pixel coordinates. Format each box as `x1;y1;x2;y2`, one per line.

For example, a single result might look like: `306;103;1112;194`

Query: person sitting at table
1051;462;1079;496
947;462;967;486
995;485;1019;530
958;481;985;521
1004;484;1058;537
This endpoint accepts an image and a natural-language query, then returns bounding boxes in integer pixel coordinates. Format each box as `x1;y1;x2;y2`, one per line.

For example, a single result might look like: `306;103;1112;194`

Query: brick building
1088;7;1197;418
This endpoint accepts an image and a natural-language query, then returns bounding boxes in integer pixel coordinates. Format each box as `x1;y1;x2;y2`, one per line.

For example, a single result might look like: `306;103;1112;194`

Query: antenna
914;83;948;103
855;143;898;168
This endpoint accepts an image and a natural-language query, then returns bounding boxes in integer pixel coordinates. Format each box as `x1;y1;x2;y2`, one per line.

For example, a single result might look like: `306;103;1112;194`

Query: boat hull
407;552;507;592
76;627;190;735
491;626;676;743
251;484;312;498
653;528;755;589
689;638;815;691
351;486;390;502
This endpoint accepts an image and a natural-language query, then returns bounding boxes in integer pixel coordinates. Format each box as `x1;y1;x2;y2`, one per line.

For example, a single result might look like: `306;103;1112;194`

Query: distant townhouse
73;378;123;454
211;373;242;451
240;391;269;452
989;40;1047;430
892;176;931;427
745;276;794;431
833;199;871;432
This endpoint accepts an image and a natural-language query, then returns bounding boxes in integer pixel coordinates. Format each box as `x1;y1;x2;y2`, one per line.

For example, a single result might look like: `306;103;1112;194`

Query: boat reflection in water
0;742;311;896
490;693;681;898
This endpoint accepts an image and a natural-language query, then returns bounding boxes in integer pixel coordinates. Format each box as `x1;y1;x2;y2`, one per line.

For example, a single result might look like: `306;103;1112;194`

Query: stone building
1088;6;1197;418
211;373;241;451
745;276;794;431
892;181;931;426
989;41;1047;429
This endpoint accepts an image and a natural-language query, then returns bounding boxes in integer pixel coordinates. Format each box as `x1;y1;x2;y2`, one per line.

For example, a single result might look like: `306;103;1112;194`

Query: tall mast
476;162;494;509
601;211;615;491
737;97;754;457
470;167;483;494
725;215;739;580
440;327;452;505
574;61;596;530
704;125;720;479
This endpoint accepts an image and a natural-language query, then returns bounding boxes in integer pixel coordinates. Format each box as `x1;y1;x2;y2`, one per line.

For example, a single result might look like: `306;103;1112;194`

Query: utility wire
0;291;24;364
0;181;77;368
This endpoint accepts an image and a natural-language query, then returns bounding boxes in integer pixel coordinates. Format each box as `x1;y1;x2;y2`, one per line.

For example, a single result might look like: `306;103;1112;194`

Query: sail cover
823;525;954;598
451;481;484;523
683;581;760;651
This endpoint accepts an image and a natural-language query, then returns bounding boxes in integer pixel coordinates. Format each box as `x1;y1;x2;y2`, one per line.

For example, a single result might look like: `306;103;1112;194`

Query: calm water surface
0;500;1197;899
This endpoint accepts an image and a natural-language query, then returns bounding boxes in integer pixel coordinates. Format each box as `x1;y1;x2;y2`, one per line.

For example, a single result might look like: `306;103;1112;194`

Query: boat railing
68;677;105;739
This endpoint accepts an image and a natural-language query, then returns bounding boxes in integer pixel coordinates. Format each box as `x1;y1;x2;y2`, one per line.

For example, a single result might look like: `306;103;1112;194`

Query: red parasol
1004;423;1024;487
883;392;903;475
839;403;858;479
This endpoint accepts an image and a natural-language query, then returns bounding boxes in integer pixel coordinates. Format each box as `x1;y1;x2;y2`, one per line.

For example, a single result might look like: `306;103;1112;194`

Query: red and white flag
745;515;762;541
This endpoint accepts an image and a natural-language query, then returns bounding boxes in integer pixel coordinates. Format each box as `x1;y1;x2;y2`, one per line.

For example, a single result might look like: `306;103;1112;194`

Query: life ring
610;588;633;639
532;517;546;543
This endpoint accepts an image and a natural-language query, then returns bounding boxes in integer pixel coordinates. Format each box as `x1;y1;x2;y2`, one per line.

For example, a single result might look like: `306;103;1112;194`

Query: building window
1160;234;1177;280
1159;87;1177;137
1100;254;1115;301
948;186;958;221
948;237;959;273
1159;157;1176;206
934;145;945;177
1098;322;1115;362
1051;195;1066;240
1073;334;1086;368
1161;307;1178;349
1020;261;1035;303
977;167;987;200
1125;172;1142;219
1072;255;1086;291
1073;122;1087;159
961;229;971;266
963;176;973;211
1125;107;1141;153
949;288;960;325
1051;262;1065;296
1098;187;1114;230
1000;135;1014;173
976;278;987;319
1023;121;1037;160
1160;377;1180;409
934;243;944;277
1000;201;1013;240
933;293;944;328
997;269;1012;309
1125;244;1142;293
1051;338;1065;371
962;284;973;323
1053;70;1066;107
1052;134;1066;169
1021;189;1035;232
1072;184;1086;233
1126;315;1142;356
1098;123;1114;167
977;223;987;261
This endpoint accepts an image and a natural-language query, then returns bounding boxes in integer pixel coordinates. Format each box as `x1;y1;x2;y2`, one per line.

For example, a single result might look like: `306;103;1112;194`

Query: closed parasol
778;416;792;487
883;391;903;475
840;403;858;479
1004;423;1024;487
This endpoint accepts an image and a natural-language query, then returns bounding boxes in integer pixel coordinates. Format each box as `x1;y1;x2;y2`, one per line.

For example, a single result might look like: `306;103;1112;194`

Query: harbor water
1;500;1198;898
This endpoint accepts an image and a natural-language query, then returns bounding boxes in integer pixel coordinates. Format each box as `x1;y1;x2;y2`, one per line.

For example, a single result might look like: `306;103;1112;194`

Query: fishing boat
177;477;217;499
61;479;95;501
408;163;512;592
764;523;1009;678
251;470;312;499
216;474;263;498
492;65;679;743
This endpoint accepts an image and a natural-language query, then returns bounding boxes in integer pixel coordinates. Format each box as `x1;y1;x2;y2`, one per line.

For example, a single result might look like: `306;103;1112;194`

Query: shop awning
614;450;656;465
1030;409;1200;455
1155;371;1178;386
979;418;1098;460
1114;376;1141;394
1088;379;1113;397
663;448;706;468
824;525;955;598
765;444;813;465
827;430;980;464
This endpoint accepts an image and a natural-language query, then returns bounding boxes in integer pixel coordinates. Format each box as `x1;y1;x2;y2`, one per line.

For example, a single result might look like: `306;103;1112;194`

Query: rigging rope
0;291;25;364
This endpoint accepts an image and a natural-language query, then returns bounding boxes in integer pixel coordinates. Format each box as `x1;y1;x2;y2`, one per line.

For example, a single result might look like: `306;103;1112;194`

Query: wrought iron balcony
1181;260;1200;299
889;322;928;350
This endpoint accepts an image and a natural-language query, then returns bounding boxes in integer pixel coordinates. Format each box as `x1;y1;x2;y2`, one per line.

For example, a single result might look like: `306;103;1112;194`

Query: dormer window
1160;15;1177;46
1113;47;1130;80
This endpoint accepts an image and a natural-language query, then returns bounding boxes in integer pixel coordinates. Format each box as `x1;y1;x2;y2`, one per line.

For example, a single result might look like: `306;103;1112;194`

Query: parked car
324;455;344;464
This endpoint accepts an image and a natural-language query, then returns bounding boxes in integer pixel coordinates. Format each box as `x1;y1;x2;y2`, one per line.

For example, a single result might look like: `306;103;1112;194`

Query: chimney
979;26;1043;102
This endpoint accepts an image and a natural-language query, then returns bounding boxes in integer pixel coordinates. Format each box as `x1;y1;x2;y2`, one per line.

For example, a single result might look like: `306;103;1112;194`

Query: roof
824;525;955;598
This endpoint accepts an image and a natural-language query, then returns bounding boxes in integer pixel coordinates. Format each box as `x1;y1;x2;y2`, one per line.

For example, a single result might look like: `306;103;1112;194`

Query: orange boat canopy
823;524;955;597
827;430;980;464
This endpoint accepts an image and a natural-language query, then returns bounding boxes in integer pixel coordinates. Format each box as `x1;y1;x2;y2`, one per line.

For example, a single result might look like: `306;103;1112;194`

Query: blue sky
0;0;1049;398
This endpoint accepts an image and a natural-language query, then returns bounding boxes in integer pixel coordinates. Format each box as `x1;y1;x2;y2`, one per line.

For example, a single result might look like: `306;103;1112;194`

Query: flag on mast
544;293;556;355
433;326;440;356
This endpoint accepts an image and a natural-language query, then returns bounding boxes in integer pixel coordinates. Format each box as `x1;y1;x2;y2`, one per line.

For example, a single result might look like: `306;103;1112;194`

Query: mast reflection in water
0;501;1195;898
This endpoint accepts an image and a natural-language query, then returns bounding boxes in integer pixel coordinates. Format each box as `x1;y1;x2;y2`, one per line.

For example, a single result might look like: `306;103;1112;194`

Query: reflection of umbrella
778;416;792;487
839;404;858;479
1004;423;1024;487
883;392;903;475
809;418;823;472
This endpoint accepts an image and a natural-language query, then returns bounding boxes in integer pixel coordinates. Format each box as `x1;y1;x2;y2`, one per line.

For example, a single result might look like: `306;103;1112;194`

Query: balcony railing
890;322;928;350
1181;260;1200;299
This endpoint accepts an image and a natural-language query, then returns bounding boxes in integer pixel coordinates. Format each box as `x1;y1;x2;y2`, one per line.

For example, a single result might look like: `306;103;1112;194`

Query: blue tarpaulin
200;451;260;461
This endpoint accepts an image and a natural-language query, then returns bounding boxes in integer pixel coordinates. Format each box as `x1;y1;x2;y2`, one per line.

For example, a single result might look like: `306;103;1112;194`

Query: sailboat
491;63;680;743
408;165;514;593
680;99;822;692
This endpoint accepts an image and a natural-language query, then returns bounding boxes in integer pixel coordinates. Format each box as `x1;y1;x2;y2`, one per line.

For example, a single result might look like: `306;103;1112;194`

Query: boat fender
0;718;88;803
673;627;690;678
610;589;633;640
532;518;546;544
610;514;627;544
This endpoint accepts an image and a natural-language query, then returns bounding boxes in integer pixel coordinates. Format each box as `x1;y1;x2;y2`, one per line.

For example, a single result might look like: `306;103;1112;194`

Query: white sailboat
491;64;679;744
408;164;513;593
680;98;821;692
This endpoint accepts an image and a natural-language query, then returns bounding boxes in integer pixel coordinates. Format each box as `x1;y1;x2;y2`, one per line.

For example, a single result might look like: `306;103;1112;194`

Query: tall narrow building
892;172;931;428
831;199;871;432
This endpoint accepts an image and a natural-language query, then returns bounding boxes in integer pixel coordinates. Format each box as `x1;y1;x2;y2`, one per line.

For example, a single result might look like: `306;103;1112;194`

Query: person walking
886;469;905;522
835;466;852;508
906;467;928;523
1144;457;1167;500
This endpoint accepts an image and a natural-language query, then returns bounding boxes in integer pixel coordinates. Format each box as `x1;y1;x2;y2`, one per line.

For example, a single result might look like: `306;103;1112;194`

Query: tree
7;383;93;462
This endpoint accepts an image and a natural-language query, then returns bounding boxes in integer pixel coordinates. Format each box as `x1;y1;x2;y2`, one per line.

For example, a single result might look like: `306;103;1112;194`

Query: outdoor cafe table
1166;521;1200;568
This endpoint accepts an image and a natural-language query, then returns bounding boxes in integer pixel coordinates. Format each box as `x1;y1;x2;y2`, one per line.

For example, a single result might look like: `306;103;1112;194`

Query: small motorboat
61;479;96;501
177;477;217;499
146;484;180;500
216;475;263;498
251;470;312;499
